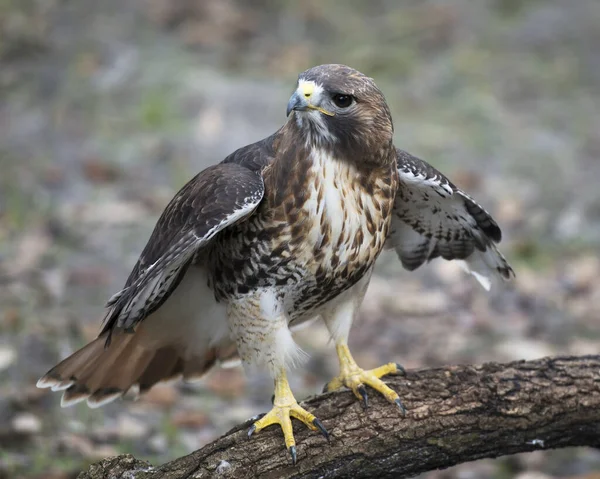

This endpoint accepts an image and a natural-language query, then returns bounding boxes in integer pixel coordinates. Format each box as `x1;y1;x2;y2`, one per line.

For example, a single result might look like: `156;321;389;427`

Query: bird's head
286;64;394;161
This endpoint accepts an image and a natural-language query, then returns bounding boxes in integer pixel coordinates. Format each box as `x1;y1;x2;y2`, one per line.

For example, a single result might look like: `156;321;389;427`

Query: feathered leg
228;290;328;464
322;272;406;413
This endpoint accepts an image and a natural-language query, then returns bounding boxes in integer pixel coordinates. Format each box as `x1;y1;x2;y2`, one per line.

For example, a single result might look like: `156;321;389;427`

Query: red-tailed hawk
38;64;513;464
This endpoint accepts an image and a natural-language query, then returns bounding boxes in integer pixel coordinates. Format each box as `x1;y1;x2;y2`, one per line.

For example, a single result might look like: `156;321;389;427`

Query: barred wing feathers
102;162;265;334
389;149;514;290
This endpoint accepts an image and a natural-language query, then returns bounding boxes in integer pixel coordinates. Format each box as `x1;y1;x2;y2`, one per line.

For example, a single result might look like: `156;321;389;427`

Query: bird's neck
276;118;396;167
264;125;397;213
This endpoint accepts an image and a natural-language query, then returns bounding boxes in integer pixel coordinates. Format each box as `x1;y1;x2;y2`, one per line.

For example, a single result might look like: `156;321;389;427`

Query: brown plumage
38;64;512;461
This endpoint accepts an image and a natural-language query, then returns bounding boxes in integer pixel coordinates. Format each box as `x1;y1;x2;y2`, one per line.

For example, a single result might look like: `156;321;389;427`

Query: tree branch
78;355;600;479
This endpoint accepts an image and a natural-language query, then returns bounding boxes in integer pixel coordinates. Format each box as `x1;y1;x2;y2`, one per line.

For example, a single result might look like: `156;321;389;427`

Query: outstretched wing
103;162;265;335
388;149;514;290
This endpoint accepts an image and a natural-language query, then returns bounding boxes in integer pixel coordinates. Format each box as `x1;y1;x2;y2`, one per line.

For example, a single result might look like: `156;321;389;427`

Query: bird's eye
331;94;354;108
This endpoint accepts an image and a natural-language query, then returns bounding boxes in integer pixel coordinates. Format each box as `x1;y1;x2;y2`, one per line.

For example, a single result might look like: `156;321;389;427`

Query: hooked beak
286;91;307;117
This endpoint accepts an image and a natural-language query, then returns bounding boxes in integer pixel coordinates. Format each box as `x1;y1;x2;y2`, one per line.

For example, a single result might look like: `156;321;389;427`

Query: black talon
313;418;330;441
247;424;256;439
357;385;369;409
289;445;297;465
395;398;407;416
322;382;330;394
394;363;406;376
271;394;275;404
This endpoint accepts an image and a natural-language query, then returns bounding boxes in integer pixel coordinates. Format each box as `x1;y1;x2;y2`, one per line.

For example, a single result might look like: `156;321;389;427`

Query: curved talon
328;345;407;414
313;418;329;441
289;445;297;465
395;398;407;416
357;384;369;409
249;370;326;464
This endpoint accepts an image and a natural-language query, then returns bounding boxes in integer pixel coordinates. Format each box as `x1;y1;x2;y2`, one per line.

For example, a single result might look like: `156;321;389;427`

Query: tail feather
85;341;151;392
137;348;182;393
37;329;229;408
70;335;132;389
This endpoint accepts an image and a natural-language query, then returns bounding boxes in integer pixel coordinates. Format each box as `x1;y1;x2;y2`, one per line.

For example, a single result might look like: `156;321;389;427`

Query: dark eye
332;93;353;108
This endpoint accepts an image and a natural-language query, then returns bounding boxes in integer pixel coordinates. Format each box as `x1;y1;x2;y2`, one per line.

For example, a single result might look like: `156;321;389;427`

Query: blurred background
1;0;599;477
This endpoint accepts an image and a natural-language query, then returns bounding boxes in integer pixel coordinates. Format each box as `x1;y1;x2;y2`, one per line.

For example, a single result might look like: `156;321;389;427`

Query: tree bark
78;355;600;479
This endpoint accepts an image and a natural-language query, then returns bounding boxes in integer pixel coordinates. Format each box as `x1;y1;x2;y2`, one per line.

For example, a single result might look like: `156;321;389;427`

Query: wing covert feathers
102;162;264;335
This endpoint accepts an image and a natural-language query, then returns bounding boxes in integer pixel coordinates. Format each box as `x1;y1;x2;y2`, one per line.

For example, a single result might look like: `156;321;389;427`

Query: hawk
38;64;513;464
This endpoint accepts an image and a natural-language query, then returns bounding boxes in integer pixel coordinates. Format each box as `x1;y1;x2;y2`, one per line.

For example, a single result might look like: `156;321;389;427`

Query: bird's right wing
36;155;270;407
103;161;265;335
388;149;514;290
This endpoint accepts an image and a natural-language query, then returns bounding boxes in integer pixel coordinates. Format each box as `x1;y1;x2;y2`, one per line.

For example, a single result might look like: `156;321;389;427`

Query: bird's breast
287;150;395;279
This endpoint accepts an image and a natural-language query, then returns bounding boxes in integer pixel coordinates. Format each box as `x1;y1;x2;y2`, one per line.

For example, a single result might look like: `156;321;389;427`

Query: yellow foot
248;371;328;465
325;344;407;414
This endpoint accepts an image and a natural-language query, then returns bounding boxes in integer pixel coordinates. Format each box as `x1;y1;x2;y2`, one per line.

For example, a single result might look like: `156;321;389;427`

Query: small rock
148;433;168;454
40;268;66;302
195;106;225;142
0;345;16;371
117;415;150;439
11;413;42;434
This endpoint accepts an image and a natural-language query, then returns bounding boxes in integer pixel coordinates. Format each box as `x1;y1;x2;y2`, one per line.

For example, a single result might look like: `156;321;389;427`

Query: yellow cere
299;82;314;98
299;81;335;116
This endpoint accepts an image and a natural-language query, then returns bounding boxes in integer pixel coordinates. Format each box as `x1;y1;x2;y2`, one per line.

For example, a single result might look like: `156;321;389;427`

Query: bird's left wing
387;149;514;290
103;162;264;335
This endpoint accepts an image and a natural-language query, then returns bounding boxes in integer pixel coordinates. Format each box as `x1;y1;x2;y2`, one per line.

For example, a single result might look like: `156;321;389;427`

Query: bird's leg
248;368;328;464
325;341;406;413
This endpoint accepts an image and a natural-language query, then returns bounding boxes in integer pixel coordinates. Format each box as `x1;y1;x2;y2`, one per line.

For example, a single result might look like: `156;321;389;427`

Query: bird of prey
38;64;513;464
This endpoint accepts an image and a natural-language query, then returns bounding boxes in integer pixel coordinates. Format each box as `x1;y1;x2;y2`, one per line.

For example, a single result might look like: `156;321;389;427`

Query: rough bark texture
78;355;600;479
